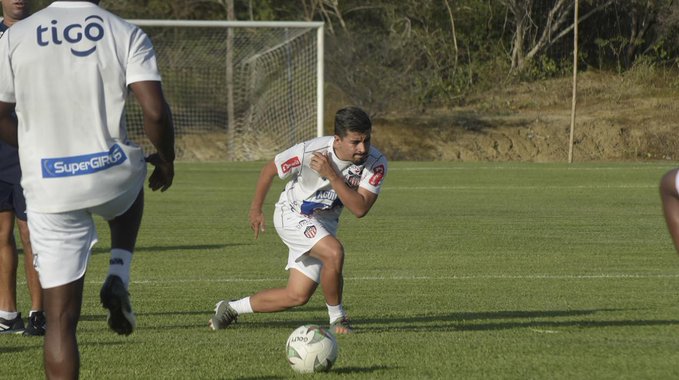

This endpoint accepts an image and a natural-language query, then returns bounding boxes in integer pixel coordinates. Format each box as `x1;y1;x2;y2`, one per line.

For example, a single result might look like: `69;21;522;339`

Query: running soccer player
0;1;175;378
210;106;387;334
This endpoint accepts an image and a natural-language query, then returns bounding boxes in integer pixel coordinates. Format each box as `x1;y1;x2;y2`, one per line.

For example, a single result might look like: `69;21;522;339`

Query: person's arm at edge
249;160;278;239
129;80;175;192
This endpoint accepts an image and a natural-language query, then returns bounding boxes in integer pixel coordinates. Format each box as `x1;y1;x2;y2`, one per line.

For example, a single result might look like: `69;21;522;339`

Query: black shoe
23;311;46;336
100;275;135;336
209;300;238;330
0;312;25;334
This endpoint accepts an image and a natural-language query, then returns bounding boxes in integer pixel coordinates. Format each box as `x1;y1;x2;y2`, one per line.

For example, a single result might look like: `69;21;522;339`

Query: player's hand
146;153;174;192
309;152;337;180
249;208;265;239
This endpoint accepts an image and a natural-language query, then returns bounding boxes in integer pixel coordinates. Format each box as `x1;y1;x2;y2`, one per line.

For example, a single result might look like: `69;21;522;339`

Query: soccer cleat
209;300;238;330
23;311;46;336
100;275;136;336
330;316;353;335
0;313;25;334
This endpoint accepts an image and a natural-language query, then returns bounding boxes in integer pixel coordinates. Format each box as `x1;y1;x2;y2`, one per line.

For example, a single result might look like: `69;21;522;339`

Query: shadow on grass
83;308;679;333
357;308;679;332
90;243;246;255
333;365;395;375
0;345;41;354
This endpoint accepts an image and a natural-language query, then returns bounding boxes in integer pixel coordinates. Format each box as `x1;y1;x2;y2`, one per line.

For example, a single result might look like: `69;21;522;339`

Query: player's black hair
334;107;371;137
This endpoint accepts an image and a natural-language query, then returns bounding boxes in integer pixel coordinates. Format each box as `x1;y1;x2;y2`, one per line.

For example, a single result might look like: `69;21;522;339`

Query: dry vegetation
173;69;679;163
370;69;679;162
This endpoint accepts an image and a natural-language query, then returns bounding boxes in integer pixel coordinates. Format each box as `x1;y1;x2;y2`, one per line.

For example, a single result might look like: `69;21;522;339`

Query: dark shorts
0;179;27;221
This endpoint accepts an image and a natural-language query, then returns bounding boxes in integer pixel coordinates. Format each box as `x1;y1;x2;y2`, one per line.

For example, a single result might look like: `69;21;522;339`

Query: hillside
371;70;679;162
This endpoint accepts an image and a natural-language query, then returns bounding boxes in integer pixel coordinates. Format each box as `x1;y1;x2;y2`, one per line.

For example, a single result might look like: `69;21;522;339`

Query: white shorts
27;184;142;289
274;199;338;283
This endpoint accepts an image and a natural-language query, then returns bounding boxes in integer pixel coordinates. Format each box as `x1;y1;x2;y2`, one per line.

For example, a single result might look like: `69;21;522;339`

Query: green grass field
4;161;679;379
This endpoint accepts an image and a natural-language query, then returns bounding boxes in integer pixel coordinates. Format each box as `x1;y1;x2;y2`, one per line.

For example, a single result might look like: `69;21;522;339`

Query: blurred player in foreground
210;106;387;334
660;169;679;253
0;0;45;336
0;1;175;378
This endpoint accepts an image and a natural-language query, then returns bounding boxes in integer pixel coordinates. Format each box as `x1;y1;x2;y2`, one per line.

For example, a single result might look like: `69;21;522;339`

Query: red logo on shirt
281;157;301;174
369;165;385;186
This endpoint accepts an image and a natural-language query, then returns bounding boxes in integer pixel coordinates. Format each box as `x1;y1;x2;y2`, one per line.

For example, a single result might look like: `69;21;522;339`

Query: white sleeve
0;31;16;103
359;155;387;194
126;28;161;85
274;142;305;179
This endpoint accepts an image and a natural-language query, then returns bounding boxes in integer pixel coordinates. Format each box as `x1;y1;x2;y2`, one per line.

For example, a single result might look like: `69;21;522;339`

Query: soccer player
0;0;46;336
660;170;679;253
0;1;175;378
210;106;387;334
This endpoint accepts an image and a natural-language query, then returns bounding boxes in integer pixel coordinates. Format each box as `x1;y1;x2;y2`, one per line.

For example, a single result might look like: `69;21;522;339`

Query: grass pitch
4;161;679;379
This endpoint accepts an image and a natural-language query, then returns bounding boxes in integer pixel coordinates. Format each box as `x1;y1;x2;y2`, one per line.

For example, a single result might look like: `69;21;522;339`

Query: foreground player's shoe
209;300;238;330
0;313;25;334
330;316;353;334
100;275;135;336
23;311;46;336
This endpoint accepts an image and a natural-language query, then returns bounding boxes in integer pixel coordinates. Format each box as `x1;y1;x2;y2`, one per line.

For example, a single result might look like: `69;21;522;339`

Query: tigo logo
41;144;127;178
36;15;104;57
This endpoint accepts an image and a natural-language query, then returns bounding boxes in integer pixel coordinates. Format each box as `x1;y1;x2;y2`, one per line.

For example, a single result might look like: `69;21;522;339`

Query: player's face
334;131;371;164
1;0;30;23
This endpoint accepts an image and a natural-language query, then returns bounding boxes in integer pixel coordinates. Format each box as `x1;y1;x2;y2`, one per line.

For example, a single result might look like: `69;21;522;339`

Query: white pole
316;24;324;137
568;0;579;164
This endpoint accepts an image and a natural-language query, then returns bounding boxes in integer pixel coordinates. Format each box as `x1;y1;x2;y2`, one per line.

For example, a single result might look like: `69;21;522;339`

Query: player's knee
287;290;312;307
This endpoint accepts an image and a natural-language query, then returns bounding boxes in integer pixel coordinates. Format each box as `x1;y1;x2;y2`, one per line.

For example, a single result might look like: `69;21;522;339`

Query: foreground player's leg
209;269;317;330
17;219;46;336
101;190;143;335
660;169;679;254
43;277;84;380
0;210;22;334
309;236;352;334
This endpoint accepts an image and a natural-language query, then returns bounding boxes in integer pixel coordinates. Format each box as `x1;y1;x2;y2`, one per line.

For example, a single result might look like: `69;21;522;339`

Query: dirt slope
371;70;679;162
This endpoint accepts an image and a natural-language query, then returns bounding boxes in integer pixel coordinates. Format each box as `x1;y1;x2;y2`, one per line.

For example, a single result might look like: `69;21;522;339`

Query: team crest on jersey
304;225;317;238
345;165;362;188
369;164;385;186
281;156;301;174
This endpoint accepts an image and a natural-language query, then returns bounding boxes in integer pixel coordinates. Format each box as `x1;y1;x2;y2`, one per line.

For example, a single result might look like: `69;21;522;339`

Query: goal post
126;20;324;161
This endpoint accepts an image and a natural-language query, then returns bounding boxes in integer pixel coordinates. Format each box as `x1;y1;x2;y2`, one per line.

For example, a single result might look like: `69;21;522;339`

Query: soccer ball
285;325;338;373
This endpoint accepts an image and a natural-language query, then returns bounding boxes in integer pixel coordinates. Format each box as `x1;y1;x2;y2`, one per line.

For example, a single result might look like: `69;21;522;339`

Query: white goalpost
126;20;324;161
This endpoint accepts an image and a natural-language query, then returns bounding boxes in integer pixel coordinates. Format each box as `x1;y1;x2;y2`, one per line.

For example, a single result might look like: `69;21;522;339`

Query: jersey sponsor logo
281;156;301;174
36;15;104;57
304;225;317;238
314;189;337;201
369;164;385;186
41;144;127;178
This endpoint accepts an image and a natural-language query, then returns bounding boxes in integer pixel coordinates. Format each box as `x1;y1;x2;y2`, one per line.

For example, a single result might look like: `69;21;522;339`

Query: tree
501;0;614;74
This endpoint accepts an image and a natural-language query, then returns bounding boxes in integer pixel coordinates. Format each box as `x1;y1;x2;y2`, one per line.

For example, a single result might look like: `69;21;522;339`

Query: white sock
327;303;345;324
0;310;18;320
108;248;132;289
229;297;253;315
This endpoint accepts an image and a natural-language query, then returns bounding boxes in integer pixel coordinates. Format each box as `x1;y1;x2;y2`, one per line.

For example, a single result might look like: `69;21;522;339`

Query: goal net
127;20;324;161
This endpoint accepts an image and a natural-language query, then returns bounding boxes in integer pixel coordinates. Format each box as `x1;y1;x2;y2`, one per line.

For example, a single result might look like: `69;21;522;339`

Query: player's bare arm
249;160;278;239
0;101;17;147
130;80;175;192
310;151;378;218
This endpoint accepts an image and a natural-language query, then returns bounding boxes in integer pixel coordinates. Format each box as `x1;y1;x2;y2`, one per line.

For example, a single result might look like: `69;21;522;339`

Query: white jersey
274;136;388;220
0;2;161;212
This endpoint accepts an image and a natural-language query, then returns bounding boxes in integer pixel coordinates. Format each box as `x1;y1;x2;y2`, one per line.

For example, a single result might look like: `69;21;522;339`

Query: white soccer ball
285;324;338;373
